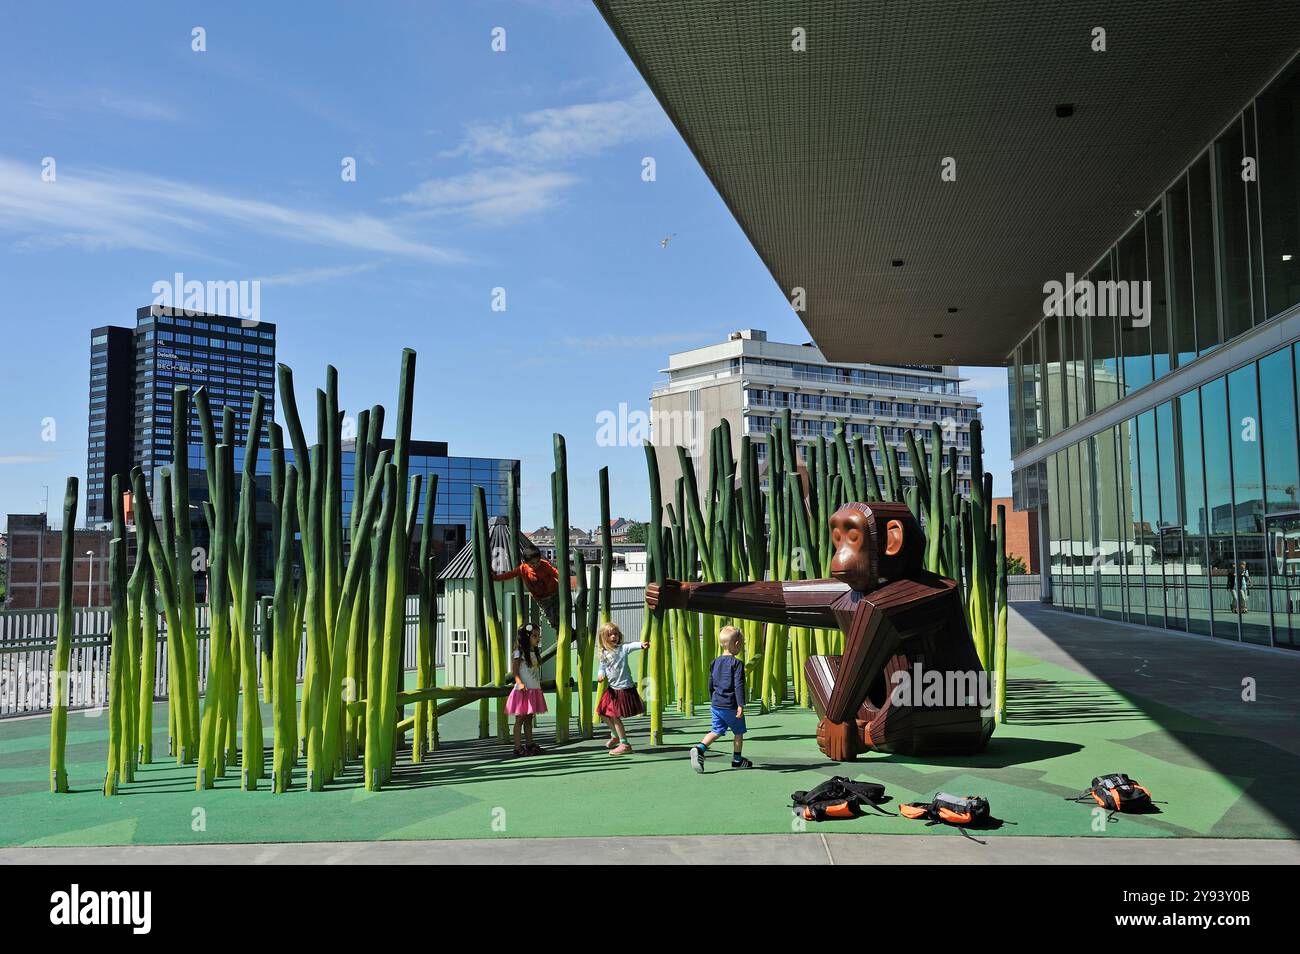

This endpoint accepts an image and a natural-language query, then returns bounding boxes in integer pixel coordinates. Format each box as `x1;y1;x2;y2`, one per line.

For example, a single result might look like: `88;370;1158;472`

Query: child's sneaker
689;745;706;773
731;757;753;769
609;742;631;756
605;737;619;749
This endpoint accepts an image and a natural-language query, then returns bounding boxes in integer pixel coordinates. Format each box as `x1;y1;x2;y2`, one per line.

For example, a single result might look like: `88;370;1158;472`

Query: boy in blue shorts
690;625;753;772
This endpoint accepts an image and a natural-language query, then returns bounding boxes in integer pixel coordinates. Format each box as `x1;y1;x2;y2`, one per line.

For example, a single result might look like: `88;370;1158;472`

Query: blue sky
0;0;1010;531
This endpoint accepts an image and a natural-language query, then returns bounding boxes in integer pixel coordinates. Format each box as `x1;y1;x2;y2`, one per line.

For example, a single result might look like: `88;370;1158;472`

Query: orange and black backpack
1066;773;1154;816
790;777;890;821
900;792;992;828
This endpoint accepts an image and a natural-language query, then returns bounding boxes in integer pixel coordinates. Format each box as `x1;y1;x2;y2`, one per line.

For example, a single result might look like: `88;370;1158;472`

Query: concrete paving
1013;603;1300;756
3;832;1298;865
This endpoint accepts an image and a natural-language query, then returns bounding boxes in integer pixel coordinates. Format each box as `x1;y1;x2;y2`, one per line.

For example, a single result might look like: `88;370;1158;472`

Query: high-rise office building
86;305;277;526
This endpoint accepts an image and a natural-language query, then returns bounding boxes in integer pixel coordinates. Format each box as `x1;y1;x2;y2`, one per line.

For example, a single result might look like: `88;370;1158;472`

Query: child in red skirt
595;622;649;755
508;623;547;756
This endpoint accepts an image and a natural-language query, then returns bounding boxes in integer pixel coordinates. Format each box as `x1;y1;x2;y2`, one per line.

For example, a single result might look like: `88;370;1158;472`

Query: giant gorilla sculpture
646;501;993;760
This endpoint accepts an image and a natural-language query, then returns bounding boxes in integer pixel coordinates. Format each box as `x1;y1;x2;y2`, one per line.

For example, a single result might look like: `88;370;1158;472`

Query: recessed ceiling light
1284;253;1293;262
933;333;944;339
1055;103;1075;118
891;259;904;267
947;307;959;314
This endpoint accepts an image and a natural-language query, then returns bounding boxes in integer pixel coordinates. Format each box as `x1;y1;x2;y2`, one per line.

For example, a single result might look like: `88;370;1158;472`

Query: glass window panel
1215;116;1254;341
1119;417;1148;624
1044;316;1063;435
1155;400;1186;630
1147;201;1173;380
1243;104;1267;327
1079;439;1096;615
1090;255;1122;412
1073;307;1089;418
1117;221;1153;395
1228;364;1269;644
1257;56;1300;319
1189;153;1222;357
1178;392;1212;635
1136;409;1166;625
1095;428;1125;620
1046;453;1063;603
1167;178;1198;368
1262;346;1300;514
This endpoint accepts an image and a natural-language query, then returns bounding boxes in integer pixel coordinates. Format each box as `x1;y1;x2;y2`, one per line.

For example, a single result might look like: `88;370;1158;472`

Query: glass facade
1012;53;1300;650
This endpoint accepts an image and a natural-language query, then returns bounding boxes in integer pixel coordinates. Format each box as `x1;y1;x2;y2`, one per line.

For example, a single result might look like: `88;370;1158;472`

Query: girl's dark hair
516;623;541;669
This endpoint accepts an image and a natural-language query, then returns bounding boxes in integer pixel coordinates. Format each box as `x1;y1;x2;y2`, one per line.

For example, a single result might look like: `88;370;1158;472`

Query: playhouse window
450;629;469;656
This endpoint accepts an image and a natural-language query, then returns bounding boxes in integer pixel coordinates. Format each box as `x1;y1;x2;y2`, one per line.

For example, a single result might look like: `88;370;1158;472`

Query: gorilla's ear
885;519;904;556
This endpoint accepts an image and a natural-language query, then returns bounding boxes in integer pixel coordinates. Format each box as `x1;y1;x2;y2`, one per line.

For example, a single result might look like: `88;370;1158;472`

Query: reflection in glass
1155;401;1186;630
1215;117;1253;340
1136;410;1165;625
1189;154;1221;357
1148;201;1172;380
1227;365;1269;644
1262;347;1300;514
1095;428;1124;620
1178;392;1211;635
1257;56;1300;319
1201;379;1235;644
1167;177;1197;368
1117;221;1152;395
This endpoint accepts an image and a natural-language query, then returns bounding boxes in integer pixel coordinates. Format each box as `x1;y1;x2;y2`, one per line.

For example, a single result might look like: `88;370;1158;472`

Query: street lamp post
85;550;95;608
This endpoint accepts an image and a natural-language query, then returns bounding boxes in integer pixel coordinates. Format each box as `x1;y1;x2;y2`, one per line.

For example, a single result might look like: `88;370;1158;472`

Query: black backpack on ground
900;792;993;828
791;776;891;821
1066;773;1156;815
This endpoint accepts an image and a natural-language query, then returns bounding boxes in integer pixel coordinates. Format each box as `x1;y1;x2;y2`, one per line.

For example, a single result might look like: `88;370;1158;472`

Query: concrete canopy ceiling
595;0;1300;365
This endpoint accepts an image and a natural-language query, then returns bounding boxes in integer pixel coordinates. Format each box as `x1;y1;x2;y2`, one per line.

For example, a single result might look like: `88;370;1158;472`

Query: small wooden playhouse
438;516;557;686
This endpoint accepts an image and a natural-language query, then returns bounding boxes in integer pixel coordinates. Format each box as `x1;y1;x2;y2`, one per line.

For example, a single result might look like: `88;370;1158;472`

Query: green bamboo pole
379;350;416;779
271;466;299;793
235;394;265;786
643;442;666;744
140;469;192;763
598;467;613;624
49;478;78;792
967;420;991;668
507;468;526;629
129;468;156;764
552;433;574;744
323;450;391;774
109;475;136;784
995;503;1009;722
103;534;126;795
365;462;398;790
472;485;508;743
413;471;438;761
198;444;234;789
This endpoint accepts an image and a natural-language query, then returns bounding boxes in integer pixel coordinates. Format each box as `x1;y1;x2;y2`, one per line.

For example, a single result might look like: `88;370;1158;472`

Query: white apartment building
650;329;981;502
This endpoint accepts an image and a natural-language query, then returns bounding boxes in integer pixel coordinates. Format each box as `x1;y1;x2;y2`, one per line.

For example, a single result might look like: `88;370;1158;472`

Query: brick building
991;496;1039;574
3;514;113;609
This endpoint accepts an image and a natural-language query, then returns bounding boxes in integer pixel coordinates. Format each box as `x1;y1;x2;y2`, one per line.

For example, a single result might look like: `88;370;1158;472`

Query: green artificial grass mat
2;648;1298;847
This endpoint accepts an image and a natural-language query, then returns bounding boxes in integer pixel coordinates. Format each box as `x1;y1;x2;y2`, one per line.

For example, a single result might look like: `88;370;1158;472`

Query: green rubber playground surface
2;648;1298;847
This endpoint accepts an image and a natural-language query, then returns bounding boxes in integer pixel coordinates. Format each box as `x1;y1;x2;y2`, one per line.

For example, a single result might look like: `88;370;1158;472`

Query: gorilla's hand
816;717;861;762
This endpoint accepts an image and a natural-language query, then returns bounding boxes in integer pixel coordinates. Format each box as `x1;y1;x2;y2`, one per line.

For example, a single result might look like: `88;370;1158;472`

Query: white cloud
254;263;378;287
396;167;579;222
30;88;180;122
0;157;464;263
443;90;669;164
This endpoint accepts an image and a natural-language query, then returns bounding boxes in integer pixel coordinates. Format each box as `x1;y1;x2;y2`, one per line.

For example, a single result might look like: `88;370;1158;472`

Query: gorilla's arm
645;579;848;629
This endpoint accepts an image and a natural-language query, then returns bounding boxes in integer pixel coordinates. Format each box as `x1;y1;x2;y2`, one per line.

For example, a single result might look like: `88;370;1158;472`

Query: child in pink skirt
595;622;649;755
508;623;547;756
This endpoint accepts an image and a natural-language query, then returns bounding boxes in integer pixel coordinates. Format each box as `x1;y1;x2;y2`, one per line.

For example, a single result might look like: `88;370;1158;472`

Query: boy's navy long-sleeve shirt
709;655;746;709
